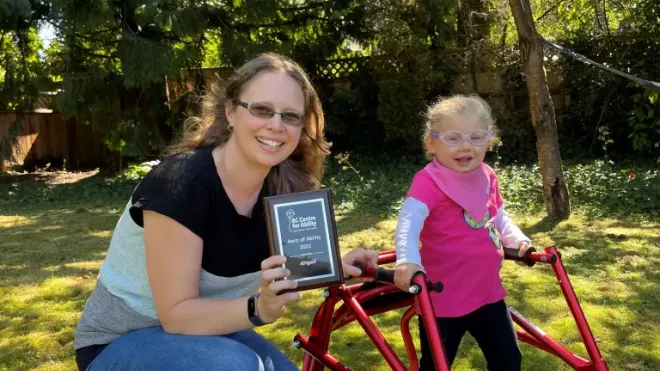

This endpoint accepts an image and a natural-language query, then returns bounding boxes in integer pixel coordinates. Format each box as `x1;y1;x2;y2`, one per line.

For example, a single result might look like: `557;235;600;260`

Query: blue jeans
87;327;299;371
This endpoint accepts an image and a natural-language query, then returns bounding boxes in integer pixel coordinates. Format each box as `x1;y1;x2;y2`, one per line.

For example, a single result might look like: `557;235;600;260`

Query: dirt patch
0;170;101;185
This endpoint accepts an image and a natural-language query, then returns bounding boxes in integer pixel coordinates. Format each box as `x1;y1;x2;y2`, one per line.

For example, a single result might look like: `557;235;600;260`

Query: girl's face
225;71;305;170
426;114;491;173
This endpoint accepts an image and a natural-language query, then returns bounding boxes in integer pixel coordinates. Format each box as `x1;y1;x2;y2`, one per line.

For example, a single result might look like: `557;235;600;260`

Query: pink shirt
407;164;507;318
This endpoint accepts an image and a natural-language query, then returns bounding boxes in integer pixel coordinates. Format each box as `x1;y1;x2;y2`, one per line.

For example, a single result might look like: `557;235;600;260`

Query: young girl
393;95;531;370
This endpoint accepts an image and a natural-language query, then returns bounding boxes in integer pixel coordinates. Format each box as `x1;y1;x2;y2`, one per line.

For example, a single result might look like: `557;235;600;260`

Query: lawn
1;156;659;370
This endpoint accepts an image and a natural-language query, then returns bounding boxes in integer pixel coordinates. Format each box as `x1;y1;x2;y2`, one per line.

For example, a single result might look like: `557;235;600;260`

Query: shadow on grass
263;212;660;370
2;161;659;370
0;207;119;288
502;217;660;371
0;204;122;371
264;292;416;370
525;215;563;235
0;169;137;214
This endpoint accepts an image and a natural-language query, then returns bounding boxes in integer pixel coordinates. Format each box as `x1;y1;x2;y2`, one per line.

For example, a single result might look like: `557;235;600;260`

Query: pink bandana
423;157;490;221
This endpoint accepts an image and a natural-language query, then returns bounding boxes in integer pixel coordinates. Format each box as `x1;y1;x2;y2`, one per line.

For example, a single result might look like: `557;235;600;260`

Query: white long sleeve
493;204;531;248
394;197;429;267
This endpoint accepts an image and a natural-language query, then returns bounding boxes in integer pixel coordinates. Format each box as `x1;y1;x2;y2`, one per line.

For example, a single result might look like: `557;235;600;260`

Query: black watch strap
248;293;268;326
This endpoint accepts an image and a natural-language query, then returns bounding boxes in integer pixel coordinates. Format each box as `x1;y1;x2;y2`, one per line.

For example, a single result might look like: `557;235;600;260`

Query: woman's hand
394;263;425;292
341;248;379;279
257;255;301;324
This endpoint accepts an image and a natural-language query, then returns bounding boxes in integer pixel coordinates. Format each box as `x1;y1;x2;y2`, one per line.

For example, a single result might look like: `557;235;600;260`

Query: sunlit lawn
1;162;659;370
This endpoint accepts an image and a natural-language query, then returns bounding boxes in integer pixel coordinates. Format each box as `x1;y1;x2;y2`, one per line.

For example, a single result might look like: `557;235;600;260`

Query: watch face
248;294;256;316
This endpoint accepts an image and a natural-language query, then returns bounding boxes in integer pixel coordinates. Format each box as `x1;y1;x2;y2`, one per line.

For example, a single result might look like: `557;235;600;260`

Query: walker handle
503;247;558;265
352;265;443;295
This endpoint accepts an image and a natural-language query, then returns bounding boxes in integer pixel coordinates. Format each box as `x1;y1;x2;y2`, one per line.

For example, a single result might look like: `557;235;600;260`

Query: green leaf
650;92;659;104
155;11;172;30
135;4;147;15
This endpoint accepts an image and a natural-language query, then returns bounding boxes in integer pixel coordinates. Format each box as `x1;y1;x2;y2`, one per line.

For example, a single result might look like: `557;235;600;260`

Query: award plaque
263;188;343;292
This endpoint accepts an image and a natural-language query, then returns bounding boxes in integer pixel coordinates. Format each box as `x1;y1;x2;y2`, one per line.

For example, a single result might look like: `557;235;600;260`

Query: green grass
1;157;659;370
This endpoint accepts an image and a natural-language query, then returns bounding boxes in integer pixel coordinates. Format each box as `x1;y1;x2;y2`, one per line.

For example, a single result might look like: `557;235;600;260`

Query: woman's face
226;71;306;170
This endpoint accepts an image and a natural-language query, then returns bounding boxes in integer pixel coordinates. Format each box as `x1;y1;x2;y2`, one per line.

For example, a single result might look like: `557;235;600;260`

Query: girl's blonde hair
422;94;498;143
169;53;331;195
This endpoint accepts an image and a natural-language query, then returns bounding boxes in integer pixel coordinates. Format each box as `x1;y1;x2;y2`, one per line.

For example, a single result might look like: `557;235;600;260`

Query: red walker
292;246;610;371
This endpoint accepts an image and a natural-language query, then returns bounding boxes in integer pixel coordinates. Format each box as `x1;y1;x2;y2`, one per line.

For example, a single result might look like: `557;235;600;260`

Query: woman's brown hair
169;53;331;195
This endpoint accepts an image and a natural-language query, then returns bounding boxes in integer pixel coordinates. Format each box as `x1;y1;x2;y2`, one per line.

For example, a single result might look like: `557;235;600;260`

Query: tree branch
602;0;611;37
500;21;509;51
235;16;335;30
593;0;603;30
0;31;6;56
606;0;626;10
71;43;116;59
279;2;328;12
536;0;566;22
18;30;33;111
70;32;119;49
207;8;335;32
48;19;120;38
122;19;170;50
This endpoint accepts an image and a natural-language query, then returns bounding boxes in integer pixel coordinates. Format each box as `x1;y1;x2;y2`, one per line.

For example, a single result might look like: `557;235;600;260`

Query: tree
363;0;458;153
0;0;51;165
508;0;571;219
44;0;370;166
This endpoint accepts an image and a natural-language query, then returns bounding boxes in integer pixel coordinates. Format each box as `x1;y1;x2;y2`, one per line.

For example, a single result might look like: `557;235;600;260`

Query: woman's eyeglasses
429;129;493;147
233;99;304;127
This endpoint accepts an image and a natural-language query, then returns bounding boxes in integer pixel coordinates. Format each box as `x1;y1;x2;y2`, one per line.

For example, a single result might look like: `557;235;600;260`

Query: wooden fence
0;112;111;172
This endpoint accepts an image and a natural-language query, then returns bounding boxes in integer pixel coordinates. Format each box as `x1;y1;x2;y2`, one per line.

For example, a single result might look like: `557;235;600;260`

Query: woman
73;53;379;371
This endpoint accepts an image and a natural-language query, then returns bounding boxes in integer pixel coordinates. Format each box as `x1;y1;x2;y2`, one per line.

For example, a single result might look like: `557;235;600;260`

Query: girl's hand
257;256;301;324
394;263;425;292
516;242;531;266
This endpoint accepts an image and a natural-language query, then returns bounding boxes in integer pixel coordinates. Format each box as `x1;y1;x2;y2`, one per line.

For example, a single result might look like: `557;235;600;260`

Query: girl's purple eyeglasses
429;129;493;147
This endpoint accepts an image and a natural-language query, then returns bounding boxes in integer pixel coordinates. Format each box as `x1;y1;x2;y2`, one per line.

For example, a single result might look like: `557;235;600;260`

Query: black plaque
263;188;343;292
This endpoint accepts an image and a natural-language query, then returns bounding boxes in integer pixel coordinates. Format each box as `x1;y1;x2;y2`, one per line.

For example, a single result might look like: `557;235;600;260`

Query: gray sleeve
394;197;429;267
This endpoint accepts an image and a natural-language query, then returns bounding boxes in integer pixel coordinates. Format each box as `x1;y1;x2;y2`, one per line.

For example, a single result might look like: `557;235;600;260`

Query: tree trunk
508;0;571;219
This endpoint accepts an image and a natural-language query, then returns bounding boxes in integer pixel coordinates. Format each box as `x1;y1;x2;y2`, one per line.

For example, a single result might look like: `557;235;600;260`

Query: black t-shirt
128;146;271;277
75;147;272;370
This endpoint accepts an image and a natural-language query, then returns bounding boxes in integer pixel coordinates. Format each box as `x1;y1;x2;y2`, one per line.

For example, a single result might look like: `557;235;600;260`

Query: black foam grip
504;247;537;267
522;247;537;266
503;247;523;260
374;268;396;283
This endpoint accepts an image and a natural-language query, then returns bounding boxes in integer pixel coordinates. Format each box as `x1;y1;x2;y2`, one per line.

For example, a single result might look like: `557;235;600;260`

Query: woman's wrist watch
247;293;269;326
